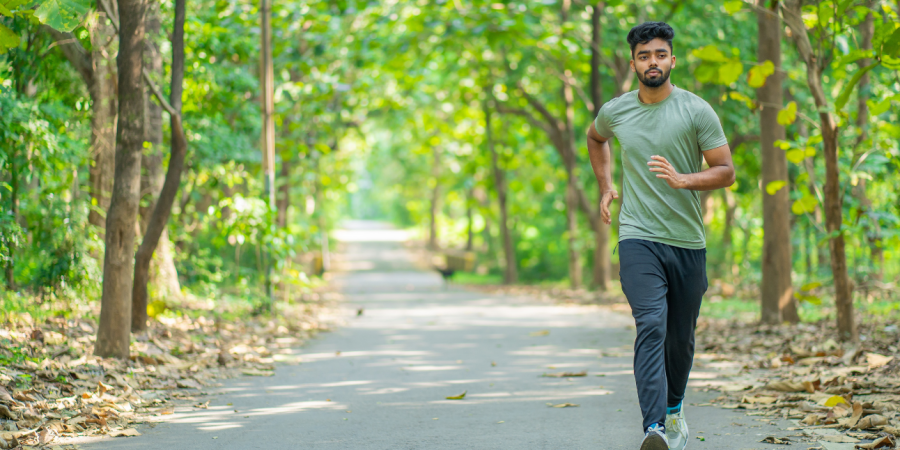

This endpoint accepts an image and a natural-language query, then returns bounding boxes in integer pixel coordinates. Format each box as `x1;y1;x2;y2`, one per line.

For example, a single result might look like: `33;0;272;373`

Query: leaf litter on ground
695;317;900;447
0;292;339;448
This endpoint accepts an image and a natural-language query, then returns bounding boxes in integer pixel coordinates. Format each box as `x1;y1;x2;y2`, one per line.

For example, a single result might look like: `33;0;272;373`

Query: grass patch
454;272;503;285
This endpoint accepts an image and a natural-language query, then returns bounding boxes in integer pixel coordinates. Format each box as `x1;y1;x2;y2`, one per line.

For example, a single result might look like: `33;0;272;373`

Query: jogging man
586;22;735;450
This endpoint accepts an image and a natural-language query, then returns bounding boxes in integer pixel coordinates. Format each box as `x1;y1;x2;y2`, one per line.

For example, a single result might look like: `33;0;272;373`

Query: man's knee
635;313;666;344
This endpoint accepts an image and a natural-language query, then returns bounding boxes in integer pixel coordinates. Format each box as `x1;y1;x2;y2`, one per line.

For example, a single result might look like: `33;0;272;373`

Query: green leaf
868;97;892;116
834;61;879;113
796;172;809;185
694;62;720;84
765;180;786;195
807;135;823;145
786;149;805;164
794;293;822;305
34;0;91;33
791;193;818;215
725;91;754;109
0;3;13;16
881;27;900;58
0;22;19;54
724;0;743;14
801;281;822;291
777;101;797;126
692;45;729;63
774;139;792;150
804;146;815;158
747;60;775;88
718;60;743;85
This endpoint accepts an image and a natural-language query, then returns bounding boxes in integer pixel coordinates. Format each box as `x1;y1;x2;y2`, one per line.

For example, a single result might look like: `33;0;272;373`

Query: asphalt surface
82;221;792;449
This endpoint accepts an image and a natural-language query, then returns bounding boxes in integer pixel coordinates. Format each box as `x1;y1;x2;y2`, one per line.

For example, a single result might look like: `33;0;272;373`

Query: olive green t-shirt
594;86;727;250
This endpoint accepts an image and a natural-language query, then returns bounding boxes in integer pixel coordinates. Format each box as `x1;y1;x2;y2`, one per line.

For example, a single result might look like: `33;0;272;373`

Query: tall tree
131;0;187;332
44;4;118;230
590;1;610;291
781;0;857;341
260;0;275;302
758;0;798;324
428;146;441;250
485;100;518;284
852;4;883;283
95;0;146;358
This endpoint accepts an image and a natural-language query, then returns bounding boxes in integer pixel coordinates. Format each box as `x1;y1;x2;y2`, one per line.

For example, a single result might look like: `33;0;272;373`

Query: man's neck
637;82;674;105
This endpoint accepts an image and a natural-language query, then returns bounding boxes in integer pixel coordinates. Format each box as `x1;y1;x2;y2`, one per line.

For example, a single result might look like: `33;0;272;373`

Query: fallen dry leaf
854;414;887;430
109;429;141;437
546;403;579;408
445;391;466;400
241;369;274;377
760;436;791;444
529;330;550;337
866;353;894;370
820;434;859;443
855;435;895;449
541;371;587;378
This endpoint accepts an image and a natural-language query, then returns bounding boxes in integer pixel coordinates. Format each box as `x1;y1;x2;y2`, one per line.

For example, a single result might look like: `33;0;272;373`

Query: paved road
83;221;789;449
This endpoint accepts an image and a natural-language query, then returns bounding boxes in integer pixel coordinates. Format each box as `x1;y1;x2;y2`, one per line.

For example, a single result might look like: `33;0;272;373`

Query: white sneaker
665;410;689;450
641;423;669;450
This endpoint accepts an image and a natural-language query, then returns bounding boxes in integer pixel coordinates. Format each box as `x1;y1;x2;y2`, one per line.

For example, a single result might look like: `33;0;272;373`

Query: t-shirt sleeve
695;102;728;151
593;102;615;139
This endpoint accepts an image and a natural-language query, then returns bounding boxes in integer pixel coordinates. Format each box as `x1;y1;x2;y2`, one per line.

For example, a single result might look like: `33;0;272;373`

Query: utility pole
260;0;275;306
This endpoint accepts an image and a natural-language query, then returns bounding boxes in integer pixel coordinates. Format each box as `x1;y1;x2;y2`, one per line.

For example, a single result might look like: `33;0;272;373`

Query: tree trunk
485;102;518;284
782;0;856;341
131;0;186;332
722;187;736;277
276;146;291;229
141;1;181;306
758;0;797;324
260;0;275;303
429;147;441;250
88;8;118;229
465;188;474;252
853;6;883;282
4;150;17;290
590;1;610;291
96;0;146;359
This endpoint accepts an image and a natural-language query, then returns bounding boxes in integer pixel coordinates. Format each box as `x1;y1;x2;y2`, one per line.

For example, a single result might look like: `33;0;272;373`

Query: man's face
630;38;675;88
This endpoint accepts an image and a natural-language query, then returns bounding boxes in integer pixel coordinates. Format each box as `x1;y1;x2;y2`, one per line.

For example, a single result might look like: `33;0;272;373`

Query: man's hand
600;189;619;225
648;155;686;189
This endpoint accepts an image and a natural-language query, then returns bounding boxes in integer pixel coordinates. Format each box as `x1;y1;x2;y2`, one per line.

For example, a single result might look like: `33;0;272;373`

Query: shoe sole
640;435;668;450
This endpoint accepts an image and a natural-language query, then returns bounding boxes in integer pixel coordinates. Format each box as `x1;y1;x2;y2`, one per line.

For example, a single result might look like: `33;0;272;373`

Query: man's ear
671;55;676;69
630;59;635;73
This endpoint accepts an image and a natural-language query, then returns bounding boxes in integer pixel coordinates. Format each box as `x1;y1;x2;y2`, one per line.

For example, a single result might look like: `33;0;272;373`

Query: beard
637;67;671;88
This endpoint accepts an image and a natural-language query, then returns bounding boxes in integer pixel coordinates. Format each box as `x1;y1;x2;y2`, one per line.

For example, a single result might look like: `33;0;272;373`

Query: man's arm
647;144;735;191
587;122;618;225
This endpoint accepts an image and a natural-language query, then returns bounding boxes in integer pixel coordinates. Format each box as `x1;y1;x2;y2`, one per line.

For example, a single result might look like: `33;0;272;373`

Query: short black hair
626;21;674;57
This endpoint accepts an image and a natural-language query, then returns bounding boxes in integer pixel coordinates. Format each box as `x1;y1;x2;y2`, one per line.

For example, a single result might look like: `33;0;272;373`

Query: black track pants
618;239;707;431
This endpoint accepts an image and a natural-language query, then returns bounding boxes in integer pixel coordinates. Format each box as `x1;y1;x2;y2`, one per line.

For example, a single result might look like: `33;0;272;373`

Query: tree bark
465;188;474;252
782;0;857;341
89;8;118;229
485;101;518;284
758;0;797;324
590;1;610;291
429;147;441;250
4;150;17;290
96;0;146;359
131;0;186;332
140;1;181;307
722;187;736;277
260;0;275;302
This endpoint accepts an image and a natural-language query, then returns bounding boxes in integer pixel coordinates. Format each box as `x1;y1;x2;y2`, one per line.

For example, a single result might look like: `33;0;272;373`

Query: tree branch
42;26;93;86
97;0;179;118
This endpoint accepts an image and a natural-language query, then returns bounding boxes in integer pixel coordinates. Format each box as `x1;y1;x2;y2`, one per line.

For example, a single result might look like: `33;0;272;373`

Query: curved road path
84;221;787;449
